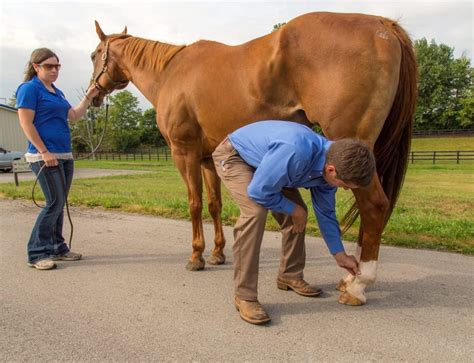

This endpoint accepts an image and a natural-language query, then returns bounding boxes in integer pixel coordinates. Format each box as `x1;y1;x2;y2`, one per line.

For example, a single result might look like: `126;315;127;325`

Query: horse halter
91;39;129;94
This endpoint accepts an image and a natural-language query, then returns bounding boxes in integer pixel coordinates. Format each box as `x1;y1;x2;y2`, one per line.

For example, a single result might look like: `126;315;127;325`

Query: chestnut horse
90;12;417;305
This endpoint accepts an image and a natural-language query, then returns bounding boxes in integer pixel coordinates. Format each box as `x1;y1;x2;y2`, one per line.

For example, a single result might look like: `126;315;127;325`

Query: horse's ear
122;26;127;35
95;20;107;41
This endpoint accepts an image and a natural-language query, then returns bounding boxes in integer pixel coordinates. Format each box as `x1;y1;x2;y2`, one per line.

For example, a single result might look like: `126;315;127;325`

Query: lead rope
32;97;110;250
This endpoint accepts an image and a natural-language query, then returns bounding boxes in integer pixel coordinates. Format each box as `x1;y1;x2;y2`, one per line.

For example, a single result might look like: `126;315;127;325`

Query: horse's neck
119;37;185;104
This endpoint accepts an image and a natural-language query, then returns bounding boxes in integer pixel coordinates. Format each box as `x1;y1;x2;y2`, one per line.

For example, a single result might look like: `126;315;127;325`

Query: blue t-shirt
229;121;344;255
16;76;72;153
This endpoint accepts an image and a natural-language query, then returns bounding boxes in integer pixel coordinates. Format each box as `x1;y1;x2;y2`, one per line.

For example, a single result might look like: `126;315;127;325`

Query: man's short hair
326;139;376;187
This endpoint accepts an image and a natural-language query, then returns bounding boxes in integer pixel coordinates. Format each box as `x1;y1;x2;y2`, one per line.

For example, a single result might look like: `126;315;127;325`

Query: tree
458;96;474;128
414;38;473;129
108;90;143;151
8;92;16;108
70;106;109;155
109;90;143;130
272;22;286;32
140;108;166;146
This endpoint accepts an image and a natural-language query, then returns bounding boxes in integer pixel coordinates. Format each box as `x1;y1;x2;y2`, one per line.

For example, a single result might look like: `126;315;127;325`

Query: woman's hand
85;84;100;100
68;85;101;121
41;151;58;167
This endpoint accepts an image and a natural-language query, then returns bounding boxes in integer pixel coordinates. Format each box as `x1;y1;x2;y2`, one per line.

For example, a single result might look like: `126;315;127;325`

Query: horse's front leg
173;151;206;271
201;158;226;265
338;175;389;305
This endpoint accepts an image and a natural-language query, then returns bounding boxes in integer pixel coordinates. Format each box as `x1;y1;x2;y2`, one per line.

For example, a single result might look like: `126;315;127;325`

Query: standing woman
16;48;99;270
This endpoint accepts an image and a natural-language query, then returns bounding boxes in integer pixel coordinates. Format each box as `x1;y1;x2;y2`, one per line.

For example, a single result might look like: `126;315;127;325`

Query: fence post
457;151;460;164
411;151;414;164
433;151;436;164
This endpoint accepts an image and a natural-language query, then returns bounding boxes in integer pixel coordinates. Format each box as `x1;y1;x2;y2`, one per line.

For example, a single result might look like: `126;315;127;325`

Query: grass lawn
1;158;472;255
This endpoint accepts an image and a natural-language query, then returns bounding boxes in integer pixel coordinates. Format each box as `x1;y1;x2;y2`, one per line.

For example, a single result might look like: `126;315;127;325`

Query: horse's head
90;21;131;107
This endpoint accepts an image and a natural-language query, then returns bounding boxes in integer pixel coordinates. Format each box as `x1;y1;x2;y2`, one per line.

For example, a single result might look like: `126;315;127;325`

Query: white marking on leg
355;245;362;261
346;260;378;303
343;273;355;285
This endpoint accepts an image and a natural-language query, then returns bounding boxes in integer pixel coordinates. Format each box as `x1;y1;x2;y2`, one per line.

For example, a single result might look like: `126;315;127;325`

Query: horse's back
158;12;405;153
157;34;294;149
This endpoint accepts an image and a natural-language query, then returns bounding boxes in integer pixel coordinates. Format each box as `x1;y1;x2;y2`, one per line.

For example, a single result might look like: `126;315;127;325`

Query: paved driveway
1;199;473;361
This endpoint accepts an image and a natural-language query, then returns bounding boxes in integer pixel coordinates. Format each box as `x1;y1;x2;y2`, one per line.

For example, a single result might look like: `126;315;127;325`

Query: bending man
212;120;376;325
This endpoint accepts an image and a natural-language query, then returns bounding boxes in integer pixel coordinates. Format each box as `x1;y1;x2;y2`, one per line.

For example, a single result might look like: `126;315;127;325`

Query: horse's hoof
338;291;365;306
336;279;347;292
207;253;226;265
185;258;205;271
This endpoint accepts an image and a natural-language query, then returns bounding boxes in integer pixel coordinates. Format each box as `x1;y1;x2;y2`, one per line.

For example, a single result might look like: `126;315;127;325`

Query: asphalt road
1;198;473;361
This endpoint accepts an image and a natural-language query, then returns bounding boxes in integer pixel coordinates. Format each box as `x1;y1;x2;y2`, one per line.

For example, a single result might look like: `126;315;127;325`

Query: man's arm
310;186;360;275
247;144;306;215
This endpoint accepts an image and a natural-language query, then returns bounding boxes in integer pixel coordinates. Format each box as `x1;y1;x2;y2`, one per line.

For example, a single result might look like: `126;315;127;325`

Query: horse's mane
116;35;186;73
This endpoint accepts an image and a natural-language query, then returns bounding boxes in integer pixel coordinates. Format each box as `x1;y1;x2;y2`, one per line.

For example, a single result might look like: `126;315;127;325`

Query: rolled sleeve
311;186;345;254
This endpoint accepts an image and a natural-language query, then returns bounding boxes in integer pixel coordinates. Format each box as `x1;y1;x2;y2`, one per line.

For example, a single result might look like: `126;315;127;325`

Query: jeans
27;159;74;263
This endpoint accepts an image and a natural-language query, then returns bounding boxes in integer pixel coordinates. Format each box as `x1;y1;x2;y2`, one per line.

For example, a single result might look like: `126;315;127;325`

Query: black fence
409;150;474;164
412;129;474;138
74;149;172;161
75;149;474;164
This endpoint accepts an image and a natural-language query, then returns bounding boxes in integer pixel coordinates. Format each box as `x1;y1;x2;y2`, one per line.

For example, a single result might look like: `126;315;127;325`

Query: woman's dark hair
23;48;59;81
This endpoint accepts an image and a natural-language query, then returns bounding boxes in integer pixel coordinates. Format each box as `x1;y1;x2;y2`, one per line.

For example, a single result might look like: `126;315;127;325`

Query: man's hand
291;204;307;233
334;252;360;276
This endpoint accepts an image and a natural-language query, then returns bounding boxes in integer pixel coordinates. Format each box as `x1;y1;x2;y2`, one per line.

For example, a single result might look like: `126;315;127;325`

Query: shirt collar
307;139;333;178
32;76;57;93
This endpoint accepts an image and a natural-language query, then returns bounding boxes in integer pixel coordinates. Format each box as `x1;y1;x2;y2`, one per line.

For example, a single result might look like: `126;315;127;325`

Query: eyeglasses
37;63;62;71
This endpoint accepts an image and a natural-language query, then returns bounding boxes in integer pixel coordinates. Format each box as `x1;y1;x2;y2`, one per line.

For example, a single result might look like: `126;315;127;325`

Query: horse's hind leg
172;151;206;271
201;158;226;265
338;175;389;305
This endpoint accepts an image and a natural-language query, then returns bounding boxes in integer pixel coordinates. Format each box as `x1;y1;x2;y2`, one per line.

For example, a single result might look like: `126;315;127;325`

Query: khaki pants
212;138;307;301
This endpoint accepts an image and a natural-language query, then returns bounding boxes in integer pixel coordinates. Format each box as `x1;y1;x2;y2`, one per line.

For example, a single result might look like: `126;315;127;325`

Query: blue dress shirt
229;120;344;254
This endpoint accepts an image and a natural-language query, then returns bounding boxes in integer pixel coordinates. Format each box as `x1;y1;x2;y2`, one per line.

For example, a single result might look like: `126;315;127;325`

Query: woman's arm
67;85;100;122
18;108;58;167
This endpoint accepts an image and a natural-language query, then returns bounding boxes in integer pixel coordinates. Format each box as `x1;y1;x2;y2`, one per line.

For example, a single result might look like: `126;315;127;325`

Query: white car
0;147;24;172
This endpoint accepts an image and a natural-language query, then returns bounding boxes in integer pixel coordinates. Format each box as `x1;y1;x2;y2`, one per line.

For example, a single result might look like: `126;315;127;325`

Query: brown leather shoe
234;297;271;325
277;277;323;297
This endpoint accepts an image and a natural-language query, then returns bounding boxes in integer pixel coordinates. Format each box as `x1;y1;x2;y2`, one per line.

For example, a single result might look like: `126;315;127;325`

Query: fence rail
409;150;474;164
412;129;474;137
74;149;172;161
75;149;474;164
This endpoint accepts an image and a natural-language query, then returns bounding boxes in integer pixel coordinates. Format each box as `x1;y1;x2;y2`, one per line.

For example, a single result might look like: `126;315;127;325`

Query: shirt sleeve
247;144;306;215
310;185;345;255
16;82;38;110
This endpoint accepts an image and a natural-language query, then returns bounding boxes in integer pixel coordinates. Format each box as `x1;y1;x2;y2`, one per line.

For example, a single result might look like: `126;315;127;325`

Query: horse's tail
342;19;418;231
